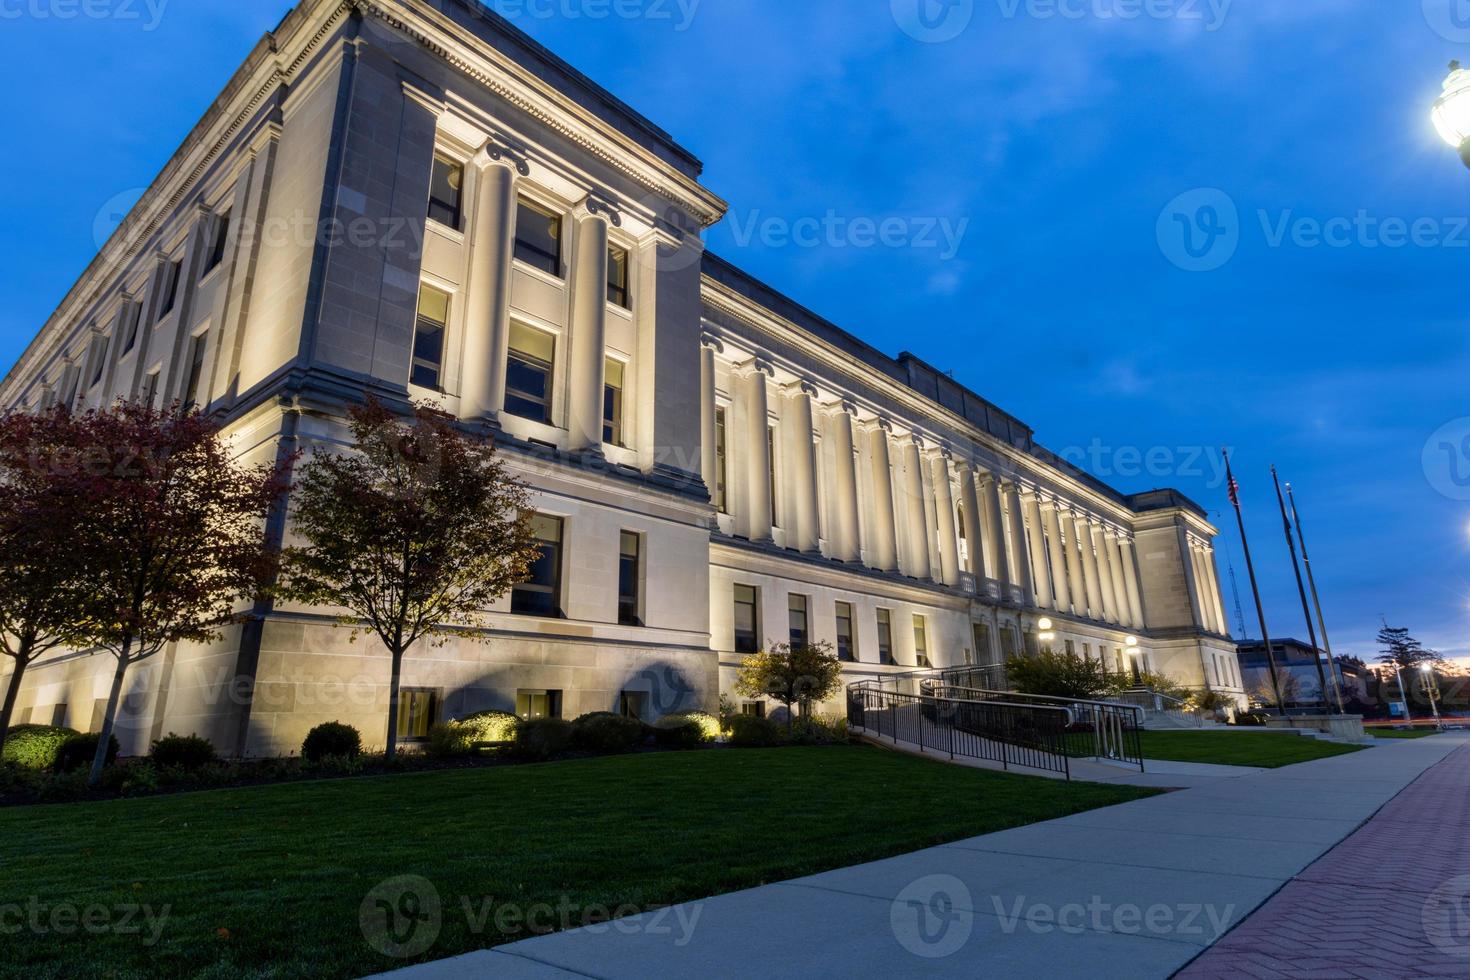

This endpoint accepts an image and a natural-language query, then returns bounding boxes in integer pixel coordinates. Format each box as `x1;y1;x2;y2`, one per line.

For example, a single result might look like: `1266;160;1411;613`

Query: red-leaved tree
52;403;292;785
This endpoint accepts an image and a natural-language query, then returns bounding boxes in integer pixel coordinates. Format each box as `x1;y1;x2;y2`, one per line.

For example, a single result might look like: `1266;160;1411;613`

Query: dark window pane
733;584;759;654
514;199;562;276
158;259;182;319
788;595;808;648
618;531;641;626
835;602;855;662
505;324;553;424
412;286;449;391
603;359;625;446
183;334;208;408
607;246;630;308
877;609;893;665
205;213;230;274
428;156;464;229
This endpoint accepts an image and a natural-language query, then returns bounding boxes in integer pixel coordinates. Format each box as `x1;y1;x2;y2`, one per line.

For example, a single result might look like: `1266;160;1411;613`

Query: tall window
603;358;625;446
607;245;630;308
835;602;856;662
618;530;642;627
505;323;554;424
1000;627;1018;661
876;608;894;665
512;515;564;618
914;615;931;668
956;505;970;572
768;427;779;528
157;258;182;320
141;371;160;409
714;407;728;514
733;584;759;654
514;198;562;276
427;154;464;229
182;333;208;409
204;211;230;274
396;688;438;742
120;302;141;356
88;335;108;388
412;285;449;391
788;594;809;648
972;623;991;666
517;689;562;720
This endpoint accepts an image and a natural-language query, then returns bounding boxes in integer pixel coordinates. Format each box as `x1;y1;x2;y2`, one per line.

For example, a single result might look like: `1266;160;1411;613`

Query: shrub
427;710;520;758
1007;651;1110;700
653;711;721;749
724;713;780;748
119;761;160;795
734;641;844;726
150;733;217;770
571;712;648;754
1233;711;1269;727
2;725;78;770
515;718;573;762
55;732;119;773
301;722;362;762
789;714;848;745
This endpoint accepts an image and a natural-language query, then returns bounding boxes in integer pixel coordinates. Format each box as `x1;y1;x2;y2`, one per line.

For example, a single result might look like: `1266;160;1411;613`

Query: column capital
926;442;954;462
472;139;530;176
861;415;894;434
699;332;725;354
784;378;819;399
573;194;622;227
826;398;860;418
908;432;927;451
732;356;775;380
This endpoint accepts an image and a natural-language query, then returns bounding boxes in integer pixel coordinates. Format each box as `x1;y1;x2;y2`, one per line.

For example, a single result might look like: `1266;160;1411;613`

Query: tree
65;403;291;786
0;409;93;757
1005;650;1109;700
1249;669;1302;709
278;400;538;759
733;640;844;729
1375;624;1444;674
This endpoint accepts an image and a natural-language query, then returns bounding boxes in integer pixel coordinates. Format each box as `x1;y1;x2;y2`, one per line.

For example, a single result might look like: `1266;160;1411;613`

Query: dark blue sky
2;1;1467;661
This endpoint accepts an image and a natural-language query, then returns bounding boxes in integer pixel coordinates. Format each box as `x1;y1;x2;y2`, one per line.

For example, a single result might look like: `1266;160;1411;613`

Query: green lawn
1370;728;1442;739
0;746;1154;980
1137;731;1367;768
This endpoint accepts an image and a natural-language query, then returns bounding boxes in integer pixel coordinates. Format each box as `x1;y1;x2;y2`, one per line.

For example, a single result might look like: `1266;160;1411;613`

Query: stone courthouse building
0;0;1241;756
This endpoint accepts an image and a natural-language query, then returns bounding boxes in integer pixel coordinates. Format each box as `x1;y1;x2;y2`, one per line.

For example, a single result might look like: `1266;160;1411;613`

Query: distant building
1237;638;1358;707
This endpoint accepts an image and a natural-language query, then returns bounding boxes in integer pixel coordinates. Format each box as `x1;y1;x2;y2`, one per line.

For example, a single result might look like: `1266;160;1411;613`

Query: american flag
1224;451;1241;508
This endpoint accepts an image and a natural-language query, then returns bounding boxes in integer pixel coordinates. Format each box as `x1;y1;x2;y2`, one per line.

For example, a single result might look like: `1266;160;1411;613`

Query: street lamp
1432;61;1470;169
1420;663;1444;731
1391;662;1414;729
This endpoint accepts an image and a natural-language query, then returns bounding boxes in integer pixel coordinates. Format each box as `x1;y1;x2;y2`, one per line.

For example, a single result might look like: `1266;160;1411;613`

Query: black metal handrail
846;682;1075;778
925;684;1145;770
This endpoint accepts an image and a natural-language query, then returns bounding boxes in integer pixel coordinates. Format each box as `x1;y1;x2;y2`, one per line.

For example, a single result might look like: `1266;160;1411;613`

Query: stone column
864;419;898;572
957;464;986;580
1064;508;1088;617
785;381;821;554
1120;535;1145;628
1106;531;1132;629
1041;498;1072;614
901;435;931;580
566;198;613;451
1204;548;1229;635
1022;489;1053;609
979;471;1010;589
699;335;721;504
1003;482;1032;600
827;402;862;563
1091;524;1119;624
930;449;960;586
737;359;774;543
1187;541;1210;630
459;147;519;421
1077;513;1104;620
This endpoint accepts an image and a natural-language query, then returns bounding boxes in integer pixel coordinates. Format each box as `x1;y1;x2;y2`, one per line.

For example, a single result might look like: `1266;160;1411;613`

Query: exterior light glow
1433;61;1470;168
1037;618;1053;631
1125;636;1139;648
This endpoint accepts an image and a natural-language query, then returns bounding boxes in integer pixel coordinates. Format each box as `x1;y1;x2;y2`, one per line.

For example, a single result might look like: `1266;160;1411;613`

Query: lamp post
1432;61;1470;168
1391;662;1414;729
1420;663;1444;731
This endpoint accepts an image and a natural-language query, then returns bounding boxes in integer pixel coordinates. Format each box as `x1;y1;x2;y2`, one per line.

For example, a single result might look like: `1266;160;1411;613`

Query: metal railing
847;682;1075;778
926;683;1145;769
1111;687;1209;729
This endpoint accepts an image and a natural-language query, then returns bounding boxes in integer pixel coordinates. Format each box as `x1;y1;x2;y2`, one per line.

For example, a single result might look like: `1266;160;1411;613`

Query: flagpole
1287;482;1346;714
1225;450;1287;715
1273;467;1332;712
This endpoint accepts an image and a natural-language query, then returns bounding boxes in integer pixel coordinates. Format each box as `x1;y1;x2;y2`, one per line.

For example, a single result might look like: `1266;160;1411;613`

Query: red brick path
1177;745;1470;979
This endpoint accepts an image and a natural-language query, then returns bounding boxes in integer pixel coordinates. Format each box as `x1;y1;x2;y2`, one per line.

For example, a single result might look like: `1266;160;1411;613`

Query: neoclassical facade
0;0;1240;756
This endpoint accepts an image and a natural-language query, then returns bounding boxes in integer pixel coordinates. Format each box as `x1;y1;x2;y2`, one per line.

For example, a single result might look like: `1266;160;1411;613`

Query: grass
0;745;1155;980
1137;731;1367;768
1369;727;1442;739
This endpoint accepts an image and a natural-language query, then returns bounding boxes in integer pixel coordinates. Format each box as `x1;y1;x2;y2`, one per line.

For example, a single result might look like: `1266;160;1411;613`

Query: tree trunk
384;645;405;761
89;639;132;788
0;649;32;759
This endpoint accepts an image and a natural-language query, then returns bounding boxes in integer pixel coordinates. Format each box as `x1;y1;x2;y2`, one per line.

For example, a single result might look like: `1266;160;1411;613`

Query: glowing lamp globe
1432;61;1470;168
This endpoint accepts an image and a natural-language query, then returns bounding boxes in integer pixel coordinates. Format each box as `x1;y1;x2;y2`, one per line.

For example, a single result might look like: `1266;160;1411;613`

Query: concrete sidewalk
372;733;1469;980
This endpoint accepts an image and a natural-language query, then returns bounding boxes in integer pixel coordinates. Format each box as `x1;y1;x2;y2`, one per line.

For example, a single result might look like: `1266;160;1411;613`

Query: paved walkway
372;733;1469;980
1179;735;1470;978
